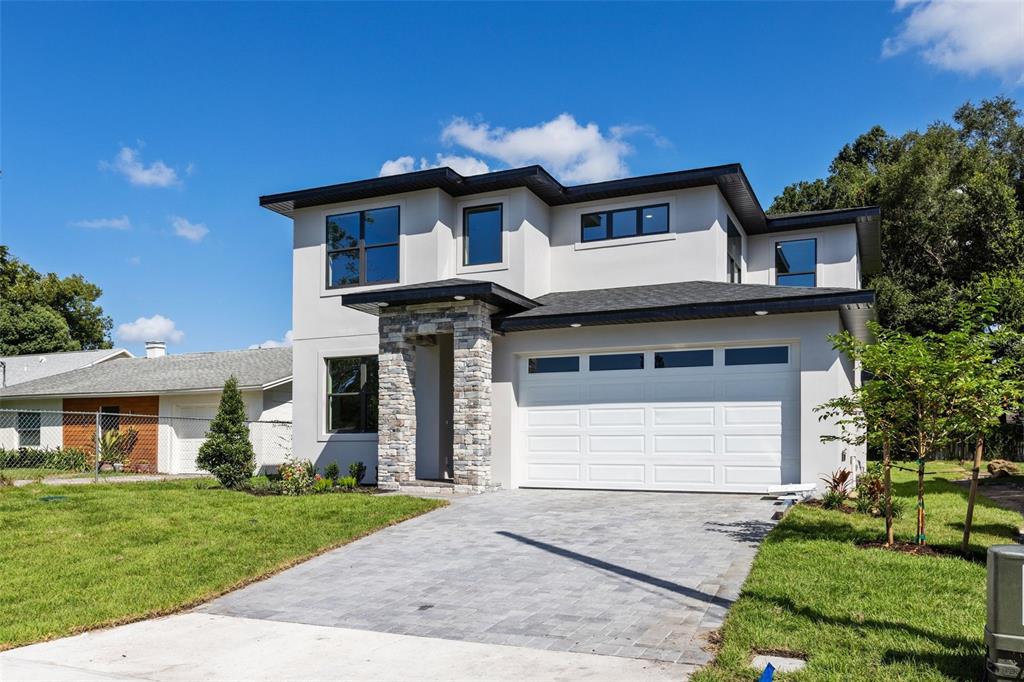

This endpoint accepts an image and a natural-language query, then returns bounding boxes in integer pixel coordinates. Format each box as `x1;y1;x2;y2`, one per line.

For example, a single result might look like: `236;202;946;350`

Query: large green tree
0;246;112;355
770;97;1024;337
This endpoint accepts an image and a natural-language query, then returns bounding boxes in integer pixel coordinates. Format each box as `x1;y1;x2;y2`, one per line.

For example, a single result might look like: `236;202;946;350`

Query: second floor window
463;204;502;266
581;204;669;243
775;238;817;287
326;206;399;288
727;218;742;284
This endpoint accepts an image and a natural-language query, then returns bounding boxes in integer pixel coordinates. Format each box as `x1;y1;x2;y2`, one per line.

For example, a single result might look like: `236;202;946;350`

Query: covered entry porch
342;279;538;492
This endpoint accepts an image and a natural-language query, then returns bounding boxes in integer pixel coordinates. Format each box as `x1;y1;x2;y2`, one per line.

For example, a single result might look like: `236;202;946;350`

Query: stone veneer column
452;301;495;492
376;311;416;490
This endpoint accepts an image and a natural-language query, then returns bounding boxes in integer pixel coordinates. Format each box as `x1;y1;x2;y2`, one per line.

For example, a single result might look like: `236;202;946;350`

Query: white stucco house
262;163;877;493
0;344;292;474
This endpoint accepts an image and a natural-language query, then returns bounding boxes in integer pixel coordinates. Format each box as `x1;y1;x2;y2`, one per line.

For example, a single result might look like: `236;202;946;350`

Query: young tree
196;376;255;488
819;324;964;546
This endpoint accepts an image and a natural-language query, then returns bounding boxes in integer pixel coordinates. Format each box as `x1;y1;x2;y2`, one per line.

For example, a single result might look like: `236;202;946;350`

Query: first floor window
327;356;379;432
16;412;40;447
775;238;816;287
100;406;121;432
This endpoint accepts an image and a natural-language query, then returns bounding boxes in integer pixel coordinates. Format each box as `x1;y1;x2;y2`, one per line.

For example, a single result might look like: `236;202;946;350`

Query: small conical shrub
196;376;255;488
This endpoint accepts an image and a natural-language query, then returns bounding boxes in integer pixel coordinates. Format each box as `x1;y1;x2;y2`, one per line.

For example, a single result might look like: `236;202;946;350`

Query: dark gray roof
0;347;292;399
341;278;538;315
498;281;875;335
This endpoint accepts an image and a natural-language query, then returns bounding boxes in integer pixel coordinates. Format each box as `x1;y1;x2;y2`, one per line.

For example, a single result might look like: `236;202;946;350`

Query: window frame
325;356;379;434
462;203;503;267
589;352;645;372
325;206;400;290
16;411;41;447
100;406;121;433
654;349;715;369
580;203;670;243
774;237;817;287
726;217;743;284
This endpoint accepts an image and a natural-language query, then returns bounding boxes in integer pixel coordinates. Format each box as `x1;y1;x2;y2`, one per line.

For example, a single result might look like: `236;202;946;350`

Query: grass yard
693;461;1022;682
0;480;443;650
2;468;127;481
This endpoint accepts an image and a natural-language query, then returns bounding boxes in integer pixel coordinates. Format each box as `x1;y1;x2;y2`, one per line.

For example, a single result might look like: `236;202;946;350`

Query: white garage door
516;345;799;493
171;405;219;474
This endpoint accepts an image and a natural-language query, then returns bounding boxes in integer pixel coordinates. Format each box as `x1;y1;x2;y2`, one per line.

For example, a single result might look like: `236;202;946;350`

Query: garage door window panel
589;353;644;371
724;346;789;366
528;356;580;374
654;349;714;369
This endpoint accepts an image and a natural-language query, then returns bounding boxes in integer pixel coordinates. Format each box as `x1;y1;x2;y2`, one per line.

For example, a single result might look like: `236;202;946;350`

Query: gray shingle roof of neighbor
0;348;133;388
0;347;292;399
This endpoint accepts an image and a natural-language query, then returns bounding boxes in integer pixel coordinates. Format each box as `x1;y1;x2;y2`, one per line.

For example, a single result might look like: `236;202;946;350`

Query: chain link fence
0;408;291;483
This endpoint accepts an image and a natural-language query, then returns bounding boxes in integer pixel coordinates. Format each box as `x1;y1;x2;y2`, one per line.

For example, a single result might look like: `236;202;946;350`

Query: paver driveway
202;489;778;666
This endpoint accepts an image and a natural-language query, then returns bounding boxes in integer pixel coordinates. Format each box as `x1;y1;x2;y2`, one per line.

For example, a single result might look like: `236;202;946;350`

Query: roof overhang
341;279;539;316
0;382;287;401
497;290;876;335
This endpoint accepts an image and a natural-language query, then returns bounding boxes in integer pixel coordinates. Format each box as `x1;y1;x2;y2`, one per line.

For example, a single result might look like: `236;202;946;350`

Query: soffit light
754;310;768;316
570;323;582;328
378;302;389;308
453;295;467;301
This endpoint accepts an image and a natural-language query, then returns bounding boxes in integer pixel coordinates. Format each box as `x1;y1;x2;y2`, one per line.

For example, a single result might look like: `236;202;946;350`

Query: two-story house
261;163;878;494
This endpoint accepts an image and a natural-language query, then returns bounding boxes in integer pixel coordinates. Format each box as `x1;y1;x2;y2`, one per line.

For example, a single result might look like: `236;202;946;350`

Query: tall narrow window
327;356;379;433
463;204;503;266
727;218;742;284
100;406;121;432
16;412;40;447
775;238;817;287
326;207;399;288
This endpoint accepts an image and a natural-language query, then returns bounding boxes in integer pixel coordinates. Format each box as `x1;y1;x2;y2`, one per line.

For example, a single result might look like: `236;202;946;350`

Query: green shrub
349;461;366;484
821;489;847;510
195;376;255;488
0;446;90;471
338;475;358;490
279;455;315;495
324;462;340;483
245;475;274;492
890;496;907;519
312;477;333;494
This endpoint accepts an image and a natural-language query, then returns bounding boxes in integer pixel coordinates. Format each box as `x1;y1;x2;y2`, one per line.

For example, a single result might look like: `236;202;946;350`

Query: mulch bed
857;540;982;562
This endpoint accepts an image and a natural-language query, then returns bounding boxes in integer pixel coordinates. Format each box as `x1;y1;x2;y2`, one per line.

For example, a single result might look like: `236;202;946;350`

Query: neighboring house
0;343;292;474
264;163;878;493
0;347;133;388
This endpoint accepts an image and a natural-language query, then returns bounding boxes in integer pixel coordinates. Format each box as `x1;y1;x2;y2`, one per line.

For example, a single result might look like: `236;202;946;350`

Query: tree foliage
0;246;112;355
196;376;256;488
770;97;1024;337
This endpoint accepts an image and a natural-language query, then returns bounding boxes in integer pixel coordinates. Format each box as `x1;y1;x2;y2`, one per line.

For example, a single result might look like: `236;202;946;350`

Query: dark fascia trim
765;206;881;231
341;280;539;316
260;163;778;231
497;290;876;332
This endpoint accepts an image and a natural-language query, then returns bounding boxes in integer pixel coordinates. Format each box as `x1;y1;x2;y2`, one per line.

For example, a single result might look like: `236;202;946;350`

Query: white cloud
379;153;490;177
883;0;1024;84
116;314;184;344
170;216;209;242
249;330;294;349
127;256;141;266
100;145;182;187
69;215;131;230
440;114;634;183
380;113;660;184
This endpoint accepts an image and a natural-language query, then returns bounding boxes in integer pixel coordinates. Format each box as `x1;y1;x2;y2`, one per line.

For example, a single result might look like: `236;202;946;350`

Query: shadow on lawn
748;592;984;680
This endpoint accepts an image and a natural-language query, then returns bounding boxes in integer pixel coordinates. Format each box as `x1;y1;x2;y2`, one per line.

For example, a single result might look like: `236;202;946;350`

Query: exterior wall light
754;310;769;316
570;323;582;328
453;295;467;301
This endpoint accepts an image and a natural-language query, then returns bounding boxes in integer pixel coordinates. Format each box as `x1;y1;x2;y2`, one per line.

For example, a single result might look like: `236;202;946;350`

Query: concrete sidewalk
0;613;691;681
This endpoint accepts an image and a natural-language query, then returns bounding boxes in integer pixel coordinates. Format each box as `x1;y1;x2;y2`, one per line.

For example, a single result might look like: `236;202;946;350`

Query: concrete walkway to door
202;489;779;668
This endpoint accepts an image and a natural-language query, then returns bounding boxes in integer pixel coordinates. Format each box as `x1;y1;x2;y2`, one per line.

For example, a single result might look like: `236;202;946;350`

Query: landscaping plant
338;475;358;490
278;454;315;495
195;376;255;488
348;461;366;484
324;462;340;483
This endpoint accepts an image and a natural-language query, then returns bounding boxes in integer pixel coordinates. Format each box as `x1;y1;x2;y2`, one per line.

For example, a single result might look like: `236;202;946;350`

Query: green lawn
0;480;443;649
694;461;1022;682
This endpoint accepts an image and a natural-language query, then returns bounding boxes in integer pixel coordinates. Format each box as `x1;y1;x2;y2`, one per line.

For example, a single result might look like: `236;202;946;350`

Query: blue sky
2;1;1021;355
